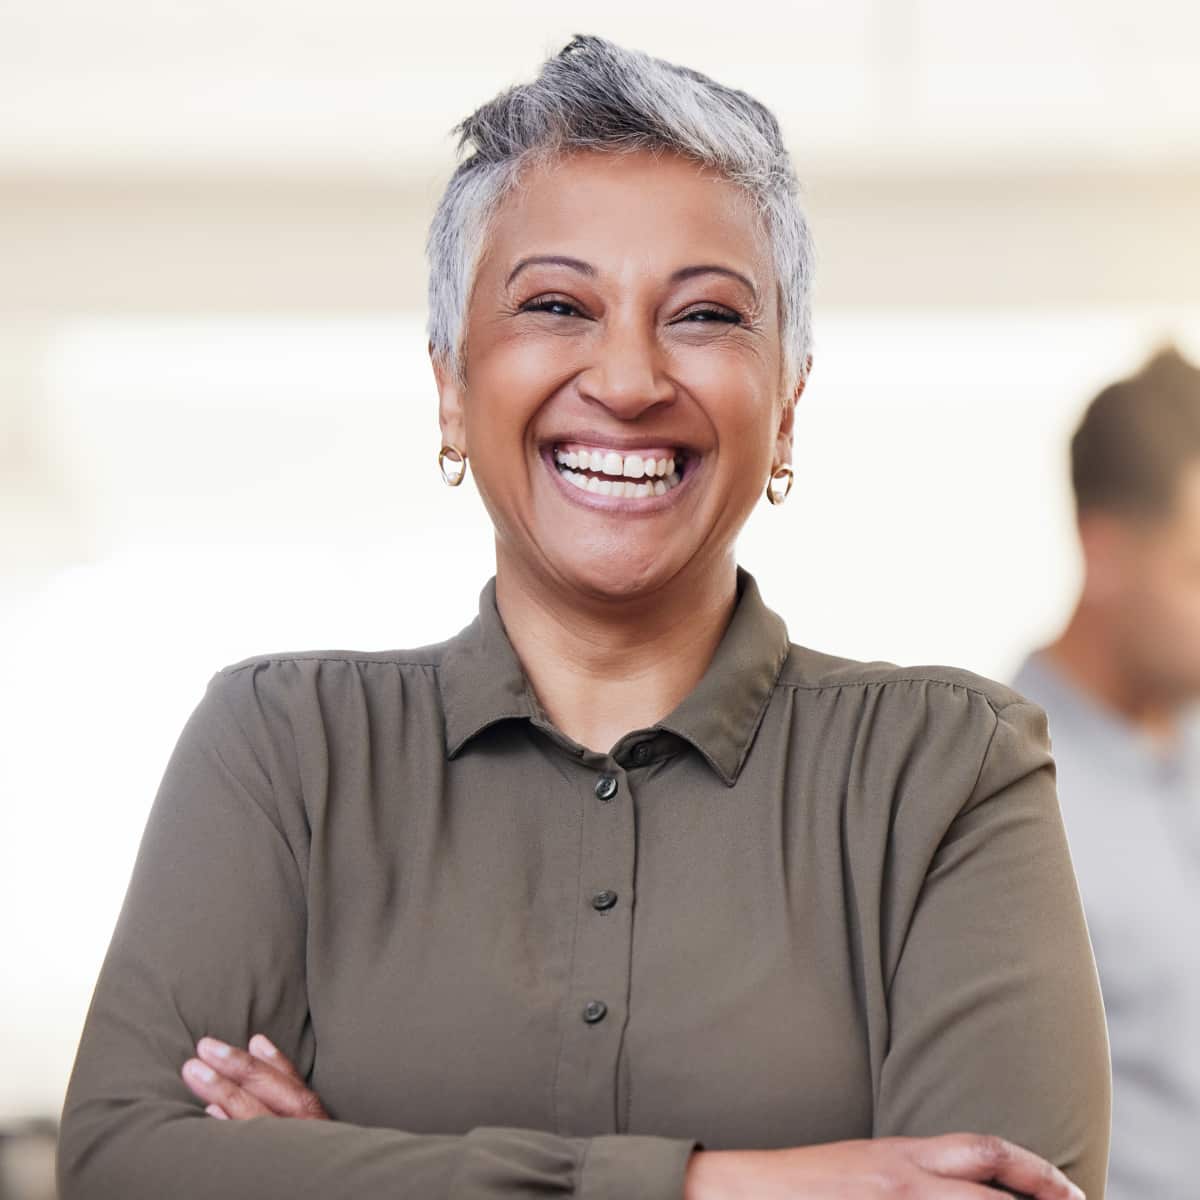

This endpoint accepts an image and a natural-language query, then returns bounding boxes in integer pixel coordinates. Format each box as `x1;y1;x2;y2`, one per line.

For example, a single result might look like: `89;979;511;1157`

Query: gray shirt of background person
1011;647;1200;1200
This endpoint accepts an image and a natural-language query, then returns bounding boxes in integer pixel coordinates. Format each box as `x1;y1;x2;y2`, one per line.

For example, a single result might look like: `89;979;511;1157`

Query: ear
1077;511;1134;605
430;341;468;454
774;354;811;467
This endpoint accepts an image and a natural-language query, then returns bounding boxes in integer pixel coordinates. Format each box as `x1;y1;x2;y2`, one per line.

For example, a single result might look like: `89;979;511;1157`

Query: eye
520;296;584;318
675;307;742;325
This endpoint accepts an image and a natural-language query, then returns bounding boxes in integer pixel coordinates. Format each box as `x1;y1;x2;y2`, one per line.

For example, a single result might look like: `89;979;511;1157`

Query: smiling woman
56;33;1109;1200
435;144;797;666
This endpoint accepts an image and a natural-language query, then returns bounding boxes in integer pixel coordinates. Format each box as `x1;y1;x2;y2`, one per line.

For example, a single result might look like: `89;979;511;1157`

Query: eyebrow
670;264;758;302
505;256;758;302
506;255;595;286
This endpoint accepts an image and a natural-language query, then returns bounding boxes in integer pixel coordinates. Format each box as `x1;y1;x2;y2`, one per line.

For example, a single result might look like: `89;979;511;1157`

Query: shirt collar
438;566;791;786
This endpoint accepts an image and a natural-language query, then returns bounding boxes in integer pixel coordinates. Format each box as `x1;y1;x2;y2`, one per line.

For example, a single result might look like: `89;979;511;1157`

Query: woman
57;34;1109;1200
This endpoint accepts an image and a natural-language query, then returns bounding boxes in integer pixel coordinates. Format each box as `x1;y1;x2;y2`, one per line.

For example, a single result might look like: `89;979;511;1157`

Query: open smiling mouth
550;441;686;498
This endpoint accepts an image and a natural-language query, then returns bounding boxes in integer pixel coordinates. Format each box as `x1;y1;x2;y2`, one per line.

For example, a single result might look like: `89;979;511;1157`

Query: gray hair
425;34;815;395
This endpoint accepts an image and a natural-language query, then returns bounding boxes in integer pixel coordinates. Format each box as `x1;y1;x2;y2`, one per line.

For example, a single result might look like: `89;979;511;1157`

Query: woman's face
434;147;801;604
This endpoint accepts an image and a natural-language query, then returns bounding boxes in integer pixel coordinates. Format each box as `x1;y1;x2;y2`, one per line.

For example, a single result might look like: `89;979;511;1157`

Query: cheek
1127;571;1200;651
1159;578;1200;634
672;345;779;438
702;379;779;477
463;344;558;467
479;329;581;402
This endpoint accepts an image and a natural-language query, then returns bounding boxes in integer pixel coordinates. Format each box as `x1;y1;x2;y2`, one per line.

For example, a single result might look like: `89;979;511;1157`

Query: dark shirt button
631;743;651;765
591;889;618;911
582;999;608;1024
594;774;619;801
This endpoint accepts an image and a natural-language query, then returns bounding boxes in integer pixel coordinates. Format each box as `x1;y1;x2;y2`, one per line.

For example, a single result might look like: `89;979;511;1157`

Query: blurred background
3;2;1200;1195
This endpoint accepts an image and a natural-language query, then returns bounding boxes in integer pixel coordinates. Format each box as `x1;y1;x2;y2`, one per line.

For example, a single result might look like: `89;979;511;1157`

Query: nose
576;313;676;419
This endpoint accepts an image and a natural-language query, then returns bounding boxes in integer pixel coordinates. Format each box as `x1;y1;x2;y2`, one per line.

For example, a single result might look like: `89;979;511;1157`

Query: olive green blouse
57;568;1110;1199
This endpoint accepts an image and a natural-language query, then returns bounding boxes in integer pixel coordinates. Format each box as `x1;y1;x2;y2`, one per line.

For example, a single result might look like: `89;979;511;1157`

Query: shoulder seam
218;656;442;676
773;674;1014;714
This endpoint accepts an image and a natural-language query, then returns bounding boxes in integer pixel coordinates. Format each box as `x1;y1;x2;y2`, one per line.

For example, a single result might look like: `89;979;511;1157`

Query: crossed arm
179;1032;1087;1198
57;676;1109;1199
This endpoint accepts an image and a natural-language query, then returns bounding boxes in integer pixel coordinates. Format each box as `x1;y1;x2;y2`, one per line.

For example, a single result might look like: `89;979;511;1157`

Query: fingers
181;1036;328;1121
927;1185;1027;1200
248;1033;304;1082
932;1185;1033;1200
197;1035;327;1118
913;1133;1085;1200
181;1055;273;1120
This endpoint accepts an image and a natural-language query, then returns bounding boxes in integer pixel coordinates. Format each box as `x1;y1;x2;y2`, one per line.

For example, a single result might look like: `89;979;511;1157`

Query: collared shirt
1011;649;1200;1200
59;569;1110;1200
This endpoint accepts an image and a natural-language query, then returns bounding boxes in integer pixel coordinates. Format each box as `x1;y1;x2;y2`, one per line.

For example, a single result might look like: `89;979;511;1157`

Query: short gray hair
426;34;815;394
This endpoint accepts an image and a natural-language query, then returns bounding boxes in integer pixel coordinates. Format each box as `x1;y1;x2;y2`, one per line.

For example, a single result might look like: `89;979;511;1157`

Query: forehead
478;147;773;288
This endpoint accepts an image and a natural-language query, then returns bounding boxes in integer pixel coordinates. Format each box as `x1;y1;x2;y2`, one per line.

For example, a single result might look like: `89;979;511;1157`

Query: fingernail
205;1104;228;1119
250;1034;277;1057
184;1059;215;1083
199;1037;231;1058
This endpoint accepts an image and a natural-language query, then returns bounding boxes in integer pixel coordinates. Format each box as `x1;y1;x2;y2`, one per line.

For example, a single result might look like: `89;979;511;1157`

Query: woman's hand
683;1134;1086;1200
177;1046;1082;1200
180;1035;330;1122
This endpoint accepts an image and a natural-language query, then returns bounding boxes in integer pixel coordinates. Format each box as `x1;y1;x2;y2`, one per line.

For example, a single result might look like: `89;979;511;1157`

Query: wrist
682;1149;725;1200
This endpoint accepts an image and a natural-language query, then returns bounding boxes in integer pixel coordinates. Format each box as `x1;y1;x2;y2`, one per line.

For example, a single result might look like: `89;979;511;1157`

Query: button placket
552;764;636;1136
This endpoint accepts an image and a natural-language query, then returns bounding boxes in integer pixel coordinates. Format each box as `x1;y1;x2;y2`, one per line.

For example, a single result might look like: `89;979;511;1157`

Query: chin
553;546;681;603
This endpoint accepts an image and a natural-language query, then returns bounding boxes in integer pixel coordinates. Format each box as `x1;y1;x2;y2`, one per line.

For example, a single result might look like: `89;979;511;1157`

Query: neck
494;549;739;754
1042;602;1180;747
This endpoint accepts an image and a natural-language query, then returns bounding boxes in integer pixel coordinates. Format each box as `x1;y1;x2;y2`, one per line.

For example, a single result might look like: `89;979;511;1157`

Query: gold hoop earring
766;464;794;506
438;444;468;487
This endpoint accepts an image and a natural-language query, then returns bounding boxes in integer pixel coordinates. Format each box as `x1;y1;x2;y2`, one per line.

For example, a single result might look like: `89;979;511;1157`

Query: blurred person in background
1011;346;1200;1200
57;34;1108;1200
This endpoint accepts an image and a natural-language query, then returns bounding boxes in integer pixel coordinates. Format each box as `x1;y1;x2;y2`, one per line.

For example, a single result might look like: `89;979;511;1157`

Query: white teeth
559;466;680;499
553;447;685;477
554;444;688;499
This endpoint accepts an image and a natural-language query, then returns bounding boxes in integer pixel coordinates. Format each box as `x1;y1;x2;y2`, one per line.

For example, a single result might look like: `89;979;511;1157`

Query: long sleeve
872;698;1112;1198
55;670;697;1200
